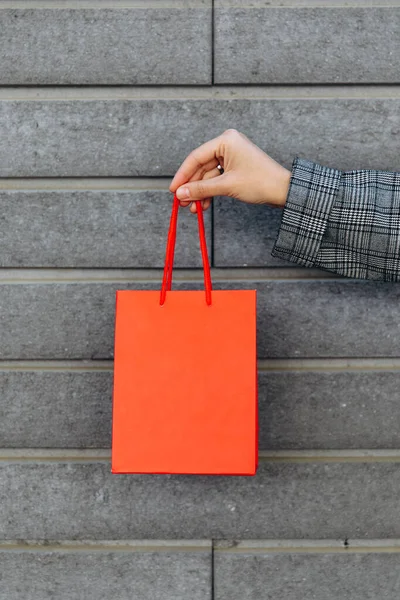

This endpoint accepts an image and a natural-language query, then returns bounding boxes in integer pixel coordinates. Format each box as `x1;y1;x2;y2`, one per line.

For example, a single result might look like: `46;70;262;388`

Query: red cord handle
160;195;212;306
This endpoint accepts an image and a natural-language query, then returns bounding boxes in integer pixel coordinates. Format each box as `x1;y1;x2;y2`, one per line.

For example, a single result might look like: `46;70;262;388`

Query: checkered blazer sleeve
272;157;400;281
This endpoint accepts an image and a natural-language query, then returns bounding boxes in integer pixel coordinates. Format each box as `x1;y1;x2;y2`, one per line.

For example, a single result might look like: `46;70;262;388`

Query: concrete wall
1;1;400;598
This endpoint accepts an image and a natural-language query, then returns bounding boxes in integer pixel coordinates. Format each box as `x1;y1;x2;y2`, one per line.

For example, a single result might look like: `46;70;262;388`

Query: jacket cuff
272;157;342;267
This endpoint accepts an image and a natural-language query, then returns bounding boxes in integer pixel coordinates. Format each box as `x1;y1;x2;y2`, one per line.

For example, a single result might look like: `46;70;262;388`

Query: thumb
176;174;229;201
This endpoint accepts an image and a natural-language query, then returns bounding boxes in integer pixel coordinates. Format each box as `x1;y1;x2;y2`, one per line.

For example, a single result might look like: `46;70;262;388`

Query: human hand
169;129;291;213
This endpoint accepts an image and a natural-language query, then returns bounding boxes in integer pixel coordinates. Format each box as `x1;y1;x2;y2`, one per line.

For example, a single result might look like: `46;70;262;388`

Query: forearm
272;158;400;281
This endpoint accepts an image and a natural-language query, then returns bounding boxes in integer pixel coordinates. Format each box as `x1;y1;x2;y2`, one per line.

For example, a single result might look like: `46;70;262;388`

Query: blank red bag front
112;196;258;475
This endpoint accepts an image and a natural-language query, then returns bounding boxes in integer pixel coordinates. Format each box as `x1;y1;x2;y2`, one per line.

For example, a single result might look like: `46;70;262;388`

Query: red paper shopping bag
112;195;257;475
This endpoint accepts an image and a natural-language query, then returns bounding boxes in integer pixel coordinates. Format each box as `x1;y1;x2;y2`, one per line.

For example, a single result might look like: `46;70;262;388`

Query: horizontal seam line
1;0;400;7
217;1;400;7
1;85;400;100
0;358;399;373
215;546;400;554
0;178;172;191
2;83;400;89
0;1;206;9
0;542;211;553
2;450;400;462
0;268;340;283
258;358;400;372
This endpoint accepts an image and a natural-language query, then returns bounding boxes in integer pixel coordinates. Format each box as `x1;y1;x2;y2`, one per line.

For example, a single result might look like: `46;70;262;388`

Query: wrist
276;168;291;208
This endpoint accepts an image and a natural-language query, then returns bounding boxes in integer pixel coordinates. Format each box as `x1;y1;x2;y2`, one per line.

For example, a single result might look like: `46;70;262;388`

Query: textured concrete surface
214;549;400;600
2;96;400;176
0;370;112;448
1;461;400;539
1;4;399;598
0;190;210;267
3;369;400;450
213;199;286;267
0;542;211;600
0;7;211;84
215;6;400;84
0;279;400;359
259;370;400;450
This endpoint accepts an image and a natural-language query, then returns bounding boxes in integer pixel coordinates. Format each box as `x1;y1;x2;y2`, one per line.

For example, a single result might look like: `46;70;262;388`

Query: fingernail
176;187;190;200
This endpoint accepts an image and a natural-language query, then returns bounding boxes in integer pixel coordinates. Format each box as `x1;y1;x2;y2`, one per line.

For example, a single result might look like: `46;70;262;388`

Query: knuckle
189;149;203;169
198;166;208;179
195;180;207;197
223;128;239;137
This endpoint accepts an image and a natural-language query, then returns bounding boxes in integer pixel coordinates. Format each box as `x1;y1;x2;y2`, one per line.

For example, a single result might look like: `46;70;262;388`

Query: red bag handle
160;195;212;306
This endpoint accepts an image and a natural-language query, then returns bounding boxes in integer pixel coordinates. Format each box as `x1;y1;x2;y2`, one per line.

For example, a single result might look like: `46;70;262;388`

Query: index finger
169;136;221;192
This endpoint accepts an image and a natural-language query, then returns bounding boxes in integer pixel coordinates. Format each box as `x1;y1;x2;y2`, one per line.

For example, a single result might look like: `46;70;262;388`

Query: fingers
169;136;222;192
178;160;219;208
176;173;228;203
183;169;226;213
189;198;212;214
204;167;222;180
191;159;220;184
187;168;221;209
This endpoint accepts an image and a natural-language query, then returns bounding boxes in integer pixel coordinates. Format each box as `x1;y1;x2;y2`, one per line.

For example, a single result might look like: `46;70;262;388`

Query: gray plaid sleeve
272;157;400;281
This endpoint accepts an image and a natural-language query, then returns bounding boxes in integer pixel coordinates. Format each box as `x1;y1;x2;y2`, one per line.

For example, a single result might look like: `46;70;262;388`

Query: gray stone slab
0;6;211;84
213;199;286;267
0;190;210;268
215;5;400;84
1;461;399;539
2;96;400;176
0;279;400;359
214;550;400;600
0;543;211;600
259;370;400;450
0;370;112;448
3;369;400;450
